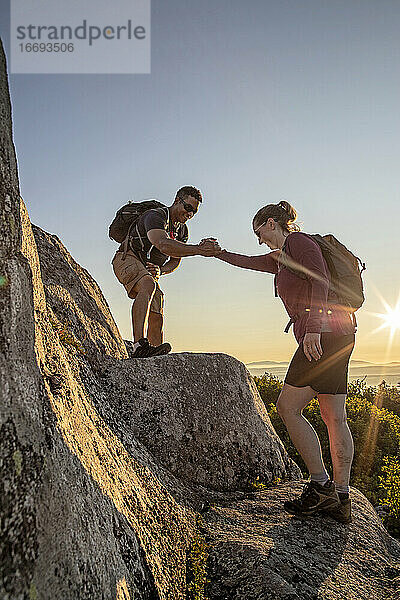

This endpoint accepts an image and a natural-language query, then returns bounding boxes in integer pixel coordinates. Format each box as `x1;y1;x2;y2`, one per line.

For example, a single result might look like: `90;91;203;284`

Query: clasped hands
145;238;222;278
198;237;223;256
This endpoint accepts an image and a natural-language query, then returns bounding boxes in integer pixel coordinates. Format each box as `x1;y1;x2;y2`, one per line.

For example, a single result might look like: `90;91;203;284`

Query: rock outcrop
30;224;300;498
0;42;196;600
1;39;399;600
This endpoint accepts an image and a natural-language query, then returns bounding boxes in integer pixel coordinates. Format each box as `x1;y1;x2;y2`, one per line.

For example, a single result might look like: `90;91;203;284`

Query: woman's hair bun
253;199;300;233
278;200;297;222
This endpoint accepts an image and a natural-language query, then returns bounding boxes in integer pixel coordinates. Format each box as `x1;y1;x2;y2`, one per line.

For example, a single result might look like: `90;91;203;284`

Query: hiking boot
284;480;340;517
131;338;151;358
323;493;352;524
146;342;172;357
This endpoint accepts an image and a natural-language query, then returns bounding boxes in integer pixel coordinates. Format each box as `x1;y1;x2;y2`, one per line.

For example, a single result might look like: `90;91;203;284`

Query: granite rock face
0;40;194;600
1;38;400;600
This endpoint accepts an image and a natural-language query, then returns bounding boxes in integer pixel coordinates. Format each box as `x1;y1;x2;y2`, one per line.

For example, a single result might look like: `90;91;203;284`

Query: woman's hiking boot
284;479;340;517
323;492;352;524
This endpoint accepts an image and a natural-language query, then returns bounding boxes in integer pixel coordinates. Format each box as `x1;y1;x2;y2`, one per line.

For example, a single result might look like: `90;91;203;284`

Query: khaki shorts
112;250;164;315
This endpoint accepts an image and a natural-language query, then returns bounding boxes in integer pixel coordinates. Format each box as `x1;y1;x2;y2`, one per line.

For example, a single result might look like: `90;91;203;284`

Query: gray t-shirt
126;207;189;267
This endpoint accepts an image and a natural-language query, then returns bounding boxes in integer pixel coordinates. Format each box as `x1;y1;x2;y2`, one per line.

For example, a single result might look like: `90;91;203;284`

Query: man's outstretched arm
147;229;220;257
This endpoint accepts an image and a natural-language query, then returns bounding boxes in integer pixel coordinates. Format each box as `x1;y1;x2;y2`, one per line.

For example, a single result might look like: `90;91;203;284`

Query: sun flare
380;307;400;333
371;292;400;338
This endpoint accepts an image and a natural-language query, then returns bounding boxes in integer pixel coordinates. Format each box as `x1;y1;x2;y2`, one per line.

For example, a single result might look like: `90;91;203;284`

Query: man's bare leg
131;276;156;341
318;394;354;488
147;311;163;346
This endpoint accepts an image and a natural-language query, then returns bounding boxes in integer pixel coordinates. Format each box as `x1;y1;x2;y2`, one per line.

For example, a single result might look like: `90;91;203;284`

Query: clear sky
1;0;399;364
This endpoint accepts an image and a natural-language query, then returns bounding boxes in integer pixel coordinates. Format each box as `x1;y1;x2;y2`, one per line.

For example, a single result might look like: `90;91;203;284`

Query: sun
371;292;400;338
379;306;400;333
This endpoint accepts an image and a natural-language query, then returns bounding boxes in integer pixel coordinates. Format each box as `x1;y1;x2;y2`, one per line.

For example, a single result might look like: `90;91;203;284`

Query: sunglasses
254;221;267;239
180;199;198;214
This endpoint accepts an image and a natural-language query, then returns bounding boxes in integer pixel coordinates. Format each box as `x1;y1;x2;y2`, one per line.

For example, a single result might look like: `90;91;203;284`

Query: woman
215;201;356;524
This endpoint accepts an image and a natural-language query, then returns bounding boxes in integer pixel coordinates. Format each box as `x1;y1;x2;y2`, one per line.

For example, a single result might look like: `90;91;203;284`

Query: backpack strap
275;237;300;296
145;206;170;261
284;317;297;333
160;205;170;229
279;236;312;333
276;242;298;332
122;206;169;262
121;221;136;261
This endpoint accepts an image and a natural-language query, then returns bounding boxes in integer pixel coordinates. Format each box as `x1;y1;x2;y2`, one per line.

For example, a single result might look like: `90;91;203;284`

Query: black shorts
284;333;355;395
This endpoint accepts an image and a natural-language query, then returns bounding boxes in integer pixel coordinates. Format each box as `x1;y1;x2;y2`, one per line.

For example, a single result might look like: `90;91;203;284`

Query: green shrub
348;378;400;417
378;456;400;537
253;373;282;405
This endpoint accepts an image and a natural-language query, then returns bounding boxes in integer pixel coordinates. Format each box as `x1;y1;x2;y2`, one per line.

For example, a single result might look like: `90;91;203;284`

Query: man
112;186;220;358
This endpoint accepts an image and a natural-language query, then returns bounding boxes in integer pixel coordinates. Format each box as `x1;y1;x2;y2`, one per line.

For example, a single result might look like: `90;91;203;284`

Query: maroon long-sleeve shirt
217;232;355;344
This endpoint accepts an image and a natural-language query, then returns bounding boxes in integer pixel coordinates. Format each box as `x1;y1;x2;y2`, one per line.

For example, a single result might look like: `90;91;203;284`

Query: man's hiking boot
284;479;340;517
131;338;172;358
131;338;151;358
146;342;172;357
323;492;352;524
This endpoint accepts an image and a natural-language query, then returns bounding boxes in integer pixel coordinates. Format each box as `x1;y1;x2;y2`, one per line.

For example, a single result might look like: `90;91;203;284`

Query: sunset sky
1;0;399;364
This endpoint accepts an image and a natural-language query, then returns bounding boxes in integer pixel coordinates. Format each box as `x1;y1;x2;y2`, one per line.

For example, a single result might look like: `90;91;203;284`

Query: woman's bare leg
318;394;354;488
276;383;328;477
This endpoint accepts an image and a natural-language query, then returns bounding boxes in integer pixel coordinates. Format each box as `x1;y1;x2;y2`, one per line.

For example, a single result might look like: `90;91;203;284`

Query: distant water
246;364;400;389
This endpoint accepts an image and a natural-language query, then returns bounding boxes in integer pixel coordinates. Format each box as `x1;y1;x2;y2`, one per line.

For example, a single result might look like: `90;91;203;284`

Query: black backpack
109;200;167;260
279;233;366;331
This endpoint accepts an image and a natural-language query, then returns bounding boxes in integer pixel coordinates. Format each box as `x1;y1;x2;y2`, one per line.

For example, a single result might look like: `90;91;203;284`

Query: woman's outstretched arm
216;249;280;274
